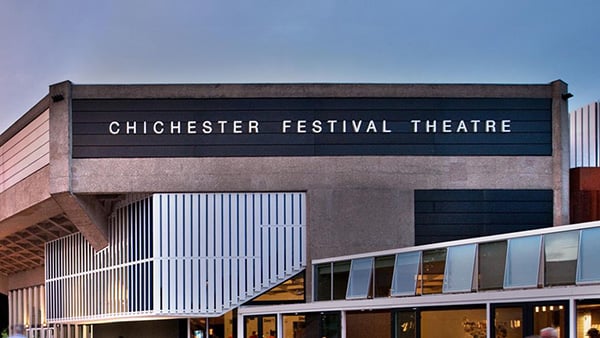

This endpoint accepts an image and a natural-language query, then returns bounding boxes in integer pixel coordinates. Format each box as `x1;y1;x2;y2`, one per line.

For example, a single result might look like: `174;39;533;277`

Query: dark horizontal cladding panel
71;109;552;124
414;189;554;245
414;213;553;225
415;189;553;201
71;97;553;112
71;97;553;158
414;200;554;213
71;132;549;147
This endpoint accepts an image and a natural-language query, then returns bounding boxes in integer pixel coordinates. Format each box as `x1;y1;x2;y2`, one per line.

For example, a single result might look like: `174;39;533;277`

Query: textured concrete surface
0;81;570;292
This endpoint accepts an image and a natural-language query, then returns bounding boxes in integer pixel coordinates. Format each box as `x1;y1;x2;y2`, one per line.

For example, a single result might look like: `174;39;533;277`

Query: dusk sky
1;0;599;133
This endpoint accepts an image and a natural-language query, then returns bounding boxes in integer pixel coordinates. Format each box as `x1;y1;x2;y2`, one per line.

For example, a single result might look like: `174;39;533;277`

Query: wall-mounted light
51;94;64;102
562;93;574;100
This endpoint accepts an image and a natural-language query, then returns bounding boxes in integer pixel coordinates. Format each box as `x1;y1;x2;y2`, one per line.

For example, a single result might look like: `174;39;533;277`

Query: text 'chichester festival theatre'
108;119;512;135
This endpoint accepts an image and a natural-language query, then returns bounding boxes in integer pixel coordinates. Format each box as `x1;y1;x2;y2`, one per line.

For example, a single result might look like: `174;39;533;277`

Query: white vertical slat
284;193;292;274
214;194;223;313
146;198;153;312
176;194;185;313
231;194;240;305
299;193;307;266
256;194;265;290
277;193;286;279
161;195;170;313
153;195;161;314
238;194;247;301
191;194;199;312
199;194;208;312
223;194;232;309
184;195;193;312
245;194;254;297
207;194;216;312
169;195;177;313
268;194;277;284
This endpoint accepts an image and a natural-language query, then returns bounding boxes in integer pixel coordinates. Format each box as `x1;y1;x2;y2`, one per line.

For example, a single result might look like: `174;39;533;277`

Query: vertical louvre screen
153;192;306;315
46;197;154;322
46;193;306;322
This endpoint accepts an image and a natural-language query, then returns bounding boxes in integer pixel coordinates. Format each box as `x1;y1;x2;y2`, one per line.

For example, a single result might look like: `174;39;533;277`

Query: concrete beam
7;266;44;290
51;192;108;250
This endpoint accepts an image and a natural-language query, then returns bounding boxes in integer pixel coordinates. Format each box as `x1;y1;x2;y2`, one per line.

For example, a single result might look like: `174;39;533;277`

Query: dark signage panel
71;97;552;158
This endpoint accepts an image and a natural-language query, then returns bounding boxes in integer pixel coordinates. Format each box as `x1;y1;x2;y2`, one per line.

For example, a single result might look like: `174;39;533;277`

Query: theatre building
2;80;598;338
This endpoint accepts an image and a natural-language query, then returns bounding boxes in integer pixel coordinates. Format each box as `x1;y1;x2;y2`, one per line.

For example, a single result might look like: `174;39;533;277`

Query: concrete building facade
0;80;573;338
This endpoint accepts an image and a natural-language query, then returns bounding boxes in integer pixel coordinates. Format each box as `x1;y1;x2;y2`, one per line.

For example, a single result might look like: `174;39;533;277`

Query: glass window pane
443;244;476;293
478;241;507;290
578;228;600;283
544;231;579;286
504;235;542;288
391;251;420;297
494;306;523;338
333;261;351;300
320;312;341;338
346;257;374;299
421;308;486;338
374;255;395;298
315;263;331;301
576;301;600;337
533;302;567;338
420;249;447;294
282;314;306;338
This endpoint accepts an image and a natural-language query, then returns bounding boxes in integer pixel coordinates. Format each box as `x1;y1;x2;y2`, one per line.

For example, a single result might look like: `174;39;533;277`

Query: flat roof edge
70;82;559;100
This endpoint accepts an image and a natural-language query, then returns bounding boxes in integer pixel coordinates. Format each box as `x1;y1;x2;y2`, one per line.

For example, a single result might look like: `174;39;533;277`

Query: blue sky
1;0;599;133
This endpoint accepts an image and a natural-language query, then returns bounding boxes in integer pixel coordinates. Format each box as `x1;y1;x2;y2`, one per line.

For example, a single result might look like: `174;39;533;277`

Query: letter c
109;121;120;135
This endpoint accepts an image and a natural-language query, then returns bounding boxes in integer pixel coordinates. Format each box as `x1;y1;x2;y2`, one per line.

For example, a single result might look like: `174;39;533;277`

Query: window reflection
479;241;507;290
391;252;420;296
346;257;373;299
504;236;542;289
578;228;600;284
544;231;578;286
443;244;476;293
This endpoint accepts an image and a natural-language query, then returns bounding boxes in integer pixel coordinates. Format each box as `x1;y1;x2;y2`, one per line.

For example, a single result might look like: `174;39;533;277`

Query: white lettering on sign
108;118;512;135
410;119;511;133
281;119;391;133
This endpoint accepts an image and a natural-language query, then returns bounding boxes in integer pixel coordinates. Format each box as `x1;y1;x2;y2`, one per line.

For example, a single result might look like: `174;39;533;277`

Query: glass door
245;315;277;338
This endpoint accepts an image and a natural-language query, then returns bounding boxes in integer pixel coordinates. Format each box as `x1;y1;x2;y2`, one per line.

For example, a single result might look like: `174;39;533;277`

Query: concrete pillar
48;81;109;250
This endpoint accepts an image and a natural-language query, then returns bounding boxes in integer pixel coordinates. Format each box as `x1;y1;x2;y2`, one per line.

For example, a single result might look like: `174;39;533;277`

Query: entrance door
245;315;277;338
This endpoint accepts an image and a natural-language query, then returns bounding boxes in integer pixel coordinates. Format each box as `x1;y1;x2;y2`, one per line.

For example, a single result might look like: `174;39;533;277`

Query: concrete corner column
49;81;109;250
551;80;570;225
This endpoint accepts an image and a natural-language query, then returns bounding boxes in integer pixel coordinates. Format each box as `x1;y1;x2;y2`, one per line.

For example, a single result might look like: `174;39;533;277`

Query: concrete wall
61;81;569;263
71;156;554;260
